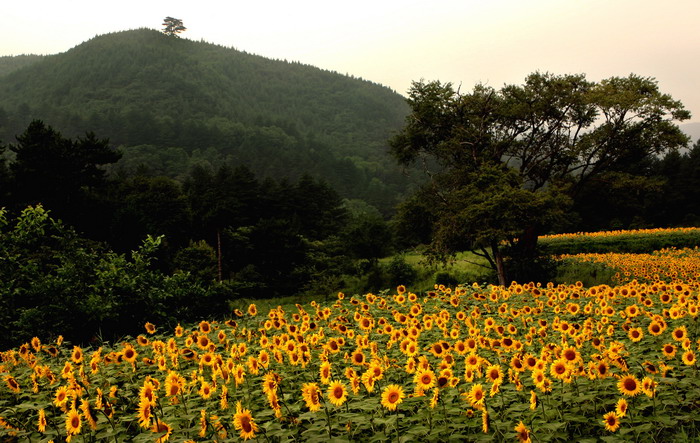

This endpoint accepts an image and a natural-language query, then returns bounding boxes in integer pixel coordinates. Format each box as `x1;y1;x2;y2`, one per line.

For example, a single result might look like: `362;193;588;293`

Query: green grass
379;250;493;290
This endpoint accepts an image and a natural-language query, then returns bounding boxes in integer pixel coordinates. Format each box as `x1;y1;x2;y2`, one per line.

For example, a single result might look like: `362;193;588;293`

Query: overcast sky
2;0;699;122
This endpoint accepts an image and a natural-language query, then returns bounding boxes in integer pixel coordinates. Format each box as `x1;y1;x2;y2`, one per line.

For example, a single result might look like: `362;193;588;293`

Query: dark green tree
110;176;191;257
185;165;261;281
162;17;187;37
390;73;690;285
7;120;122;235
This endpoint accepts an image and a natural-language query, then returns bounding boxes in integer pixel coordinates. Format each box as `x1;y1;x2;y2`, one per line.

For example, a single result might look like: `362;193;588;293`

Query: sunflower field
2;246;700;442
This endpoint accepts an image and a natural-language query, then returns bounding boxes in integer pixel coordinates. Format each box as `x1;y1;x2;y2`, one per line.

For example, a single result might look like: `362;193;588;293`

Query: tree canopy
162;17;186;37
390;72;691;285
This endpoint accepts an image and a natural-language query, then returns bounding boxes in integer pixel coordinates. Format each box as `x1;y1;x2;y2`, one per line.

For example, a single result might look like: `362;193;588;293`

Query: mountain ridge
0;29;414;210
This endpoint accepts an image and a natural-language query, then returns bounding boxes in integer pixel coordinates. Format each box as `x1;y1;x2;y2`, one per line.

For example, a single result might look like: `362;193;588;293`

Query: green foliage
0;29;414;209
390;72;691;284
553;259;618;286
173;240;218;281
162;16;186;37
0;54;44;78
6;120;121;237
0;206;223;350
385;255;418;287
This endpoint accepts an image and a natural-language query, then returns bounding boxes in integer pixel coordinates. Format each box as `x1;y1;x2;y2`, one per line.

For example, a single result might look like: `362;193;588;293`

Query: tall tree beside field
391;72;691;285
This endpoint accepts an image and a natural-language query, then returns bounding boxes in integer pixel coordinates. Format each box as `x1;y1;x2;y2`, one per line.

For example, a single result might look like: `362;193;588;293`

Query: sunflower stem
324;403;333;439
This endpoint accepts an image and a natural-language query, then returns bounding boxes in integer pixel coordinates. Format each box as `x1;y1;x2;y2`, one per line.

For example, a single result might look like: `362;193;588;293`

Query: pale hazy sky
2;0;699;122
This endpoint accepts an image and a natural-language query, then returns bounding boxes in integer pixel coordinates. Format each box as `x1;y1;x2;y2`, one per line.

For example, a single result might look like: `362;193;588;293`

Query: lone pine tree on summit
162;17;186;37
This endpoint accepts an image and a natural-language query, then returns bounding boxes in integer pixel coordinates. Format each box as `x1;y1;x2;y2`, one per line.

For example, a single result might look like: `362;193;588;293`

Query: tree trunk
216;228;223;283
491;241;507;286
519;225;539;261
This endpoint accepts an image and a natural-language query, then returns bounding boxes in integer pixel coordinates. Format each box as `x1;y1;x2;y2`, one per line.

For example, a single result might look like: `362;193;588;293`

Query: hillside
0;54;44;78
0;29;414;209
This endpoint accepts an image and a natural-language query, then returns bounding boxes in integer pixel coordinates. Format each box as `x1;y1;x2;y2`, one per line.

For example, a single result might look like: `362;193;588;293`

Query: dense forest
0;29;415;212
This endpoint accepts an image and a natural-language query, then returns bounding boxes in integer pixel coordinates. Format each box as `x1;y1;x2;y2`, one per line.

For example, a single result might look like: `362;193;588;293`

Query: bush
0;206;230;350
386;256;418;287
434;271;459;287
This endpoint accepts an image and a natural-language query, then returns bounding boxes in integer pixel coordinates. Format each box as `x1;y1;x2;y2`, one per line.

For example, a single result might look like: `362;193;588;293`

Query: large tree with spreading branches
390;72;691;285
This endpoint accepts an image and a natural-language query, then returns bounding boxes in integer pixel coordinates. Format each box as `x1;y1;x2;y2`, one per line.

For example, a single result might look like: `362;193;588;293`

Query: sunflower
615;398;628;417
602;411;620;432
301;383;322;412
165;371;185;397
529;390;537;410
514;421;531;443
531;369;546;387
199;409;208;437
71;346;84;364
138;401;153;428
327;380;348;407
319;361;332;385
464;383;485;409
550;359;570;380
594;361;610;379
617;374;641;397
200;352;215;366
671;326;687;341
199;380;215;399
682;350;696;366
361;370;377;393
248;303;258;316
351;349;366;366
648;321;663;336
140;380;158;406
37;409;47;433
195;320;210;334
641;376;657;397
151;419;173;443
122;345;138;364
465;353;481;369
54;386;70;409
197;335;211;350
30;336;41;352
510;355;525;372
429;387;440;408
145;322;156;335
65;407;82;436
377;384;405;411
485;364;503;384
80;399;98;431
561;346;580;364
233;401;259;440
4;375;20;394
414;369;436;391
262;372;279;396
627;327;643;342
481;409;490;433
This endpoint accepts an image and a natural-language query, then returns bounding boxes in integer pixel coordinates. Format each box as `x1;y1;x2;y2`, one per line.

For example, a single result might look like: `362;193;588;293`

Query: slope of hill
0;54;45;78
0;29;414;209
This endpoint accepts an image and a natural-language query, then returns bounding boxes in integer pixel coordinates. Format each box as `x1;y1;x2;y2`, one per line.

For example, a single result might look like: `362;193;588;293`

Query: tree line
0;120;400;348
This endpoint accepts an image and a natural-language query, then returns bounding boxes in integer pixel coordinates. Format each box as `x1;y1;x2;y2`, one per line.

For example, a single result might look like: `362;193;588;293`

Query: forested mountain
0;28;414;210
0;54;45;78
